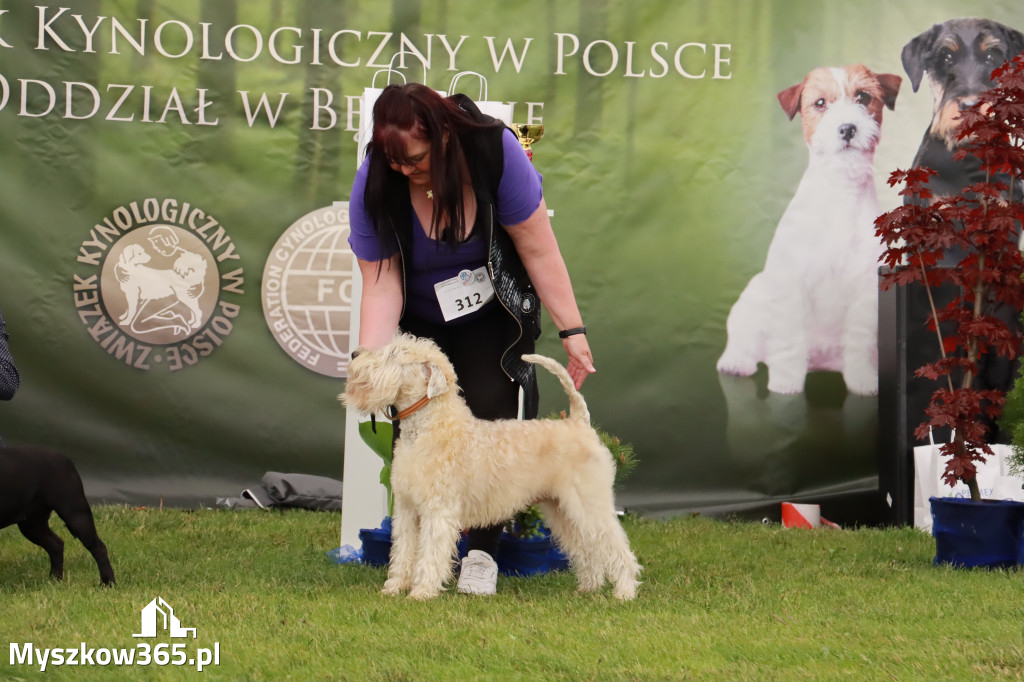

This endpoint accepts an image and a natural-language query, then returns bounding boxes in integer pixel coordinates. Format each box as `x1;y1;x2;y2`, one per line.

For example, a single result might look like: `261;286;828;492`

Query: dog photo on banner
714;60;901;494
717;64;901;397
712;14;1024;524
901;17;1024;231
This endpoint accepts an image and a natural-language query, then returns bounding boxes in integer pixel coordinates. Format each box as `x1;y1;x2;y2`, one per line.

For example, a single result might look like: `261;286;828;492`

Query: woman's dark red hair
363;83;501;249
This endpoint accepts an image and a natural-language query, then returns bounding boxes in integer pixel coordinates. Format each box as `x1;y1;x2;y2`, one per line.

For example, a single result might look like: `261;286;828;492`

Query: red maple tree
875;54;1024;501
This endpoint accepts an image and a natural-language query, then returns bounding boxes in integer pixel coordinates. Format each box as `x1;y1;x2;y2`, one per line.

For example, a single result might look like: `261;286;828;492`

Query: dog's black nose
839;123;857;142
350;350;362;360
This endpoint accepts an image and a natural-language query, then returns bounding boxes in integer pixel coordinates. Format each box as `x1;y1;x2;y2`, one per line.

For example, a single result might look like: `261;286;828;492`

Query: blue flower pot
358;517;393;567
930;497;1024;569
357;521;571;576
497;530;570;577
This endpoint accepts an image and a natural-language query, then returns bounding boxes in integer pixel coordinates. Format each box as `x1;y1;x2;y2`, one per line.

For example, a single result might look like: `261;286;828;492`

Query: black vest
380;95;541;418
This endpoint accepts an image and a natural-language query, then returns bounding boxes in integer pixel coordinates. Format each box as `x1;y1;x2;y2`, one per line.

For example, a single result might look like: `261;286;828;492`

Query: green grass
1;508;1023;681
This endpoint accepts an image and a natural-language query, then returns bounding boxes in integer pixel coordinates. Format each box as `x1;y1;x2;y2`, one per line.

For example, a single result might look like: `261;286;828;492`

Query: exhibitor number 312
454;293;483;312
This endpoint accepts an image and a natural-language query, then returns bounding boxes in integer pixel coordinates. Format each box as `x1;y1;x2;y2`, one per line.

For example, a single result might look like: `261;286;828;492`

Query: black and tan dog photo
899;17;1024;440
0;446;115;585
902;17;1024;200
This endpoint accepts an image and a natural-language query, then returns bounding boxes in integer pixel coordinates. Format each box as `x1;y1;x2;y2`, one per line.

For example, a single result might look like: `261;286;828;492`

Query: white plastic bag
447;71;514;125
355;53;438;167
357;65;516;168
913;429;1024;531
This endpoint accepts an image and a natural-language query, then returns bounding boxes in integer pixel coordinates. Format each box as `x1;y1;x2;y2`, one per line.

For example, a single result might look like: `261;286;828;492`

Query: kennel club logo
261;204;354;379
73;199;244;371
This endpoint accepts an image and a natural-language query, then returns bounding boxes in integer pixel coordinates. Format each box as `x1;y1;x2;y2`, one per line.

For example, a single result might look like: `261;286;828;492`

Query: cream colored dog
342;333;641;601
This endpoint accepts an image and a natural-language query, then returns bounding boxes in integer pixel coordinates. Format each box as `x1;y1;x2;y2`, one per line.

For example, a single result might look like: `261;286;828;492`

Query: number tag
434;266;495;322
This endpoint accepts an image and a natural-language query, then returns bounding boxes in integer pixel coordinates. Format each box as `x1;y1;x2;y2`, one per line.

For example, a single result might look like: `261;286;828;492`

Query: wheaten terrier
342;333;641;601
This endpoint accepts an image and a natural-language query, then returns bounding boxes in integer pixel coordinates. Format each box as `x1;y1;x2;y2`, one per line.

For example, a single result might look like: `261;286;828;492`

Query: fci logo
261;203;354;378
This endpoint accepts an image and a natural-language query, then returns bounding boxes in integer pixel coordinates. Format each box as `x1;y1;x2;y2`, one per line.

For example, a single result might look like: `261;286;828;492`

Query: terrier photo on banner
717;64;901;397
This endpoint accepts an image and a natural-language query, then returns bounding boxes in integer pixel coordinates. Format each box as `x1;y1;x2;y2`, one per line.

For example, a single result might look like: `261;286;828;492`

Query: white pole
338;205;388;548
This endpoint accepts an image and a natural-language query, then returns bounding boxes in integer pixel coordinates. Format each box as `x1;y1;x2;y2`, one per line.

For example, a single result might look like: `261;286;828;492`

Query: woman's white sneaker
457;550;498;595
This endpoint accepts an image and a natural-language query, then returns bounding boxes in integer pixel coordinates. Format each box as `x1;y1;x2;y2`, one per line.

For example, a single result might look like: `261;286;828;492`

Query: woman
348;83;594;595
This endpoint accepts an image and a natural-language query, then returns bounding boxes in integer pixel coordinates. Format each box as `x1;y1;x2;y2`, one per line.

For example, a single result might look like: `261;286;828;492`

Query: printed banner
0;0;1021;522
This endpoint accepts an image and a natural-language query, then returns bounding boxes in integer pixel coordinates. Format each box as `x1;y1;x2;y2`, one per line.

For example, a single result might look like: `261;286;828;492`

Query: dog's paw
766;372;805;395
407;586;441;600
381;579;405;597
716;352;757;377
843;370;878;396
613;583;638;601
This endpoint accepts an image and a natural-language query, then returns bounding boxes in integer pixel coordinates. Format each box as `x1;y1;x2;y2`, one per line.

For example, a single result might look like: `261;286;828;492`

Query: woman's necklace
410;177;433;201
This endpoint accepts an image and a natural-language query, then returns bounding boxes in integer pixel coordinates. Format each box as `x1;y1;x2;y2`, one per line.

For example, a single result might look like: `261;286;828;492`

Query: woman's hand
503;201;595;390
562;334;596;390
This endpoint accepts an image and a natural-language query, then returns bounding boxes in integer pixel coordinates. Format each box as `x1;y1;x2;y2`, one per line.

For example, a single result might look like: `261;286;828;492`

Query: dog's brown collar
385;395;431;421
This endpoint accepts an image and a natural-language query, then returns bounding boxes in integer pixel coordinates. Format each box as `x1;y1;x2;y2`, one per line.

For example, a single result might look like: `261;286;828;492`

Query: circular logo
73;198;245;371
261;204;353;378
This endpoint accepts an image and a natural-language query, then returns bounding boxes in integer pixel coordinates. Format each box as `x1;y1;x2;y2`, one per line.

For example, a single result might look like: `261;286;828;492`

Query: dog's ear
777;82;803;120
901;25;937;93
1006;28;1024;59
424;363;449;398
877;74;902;110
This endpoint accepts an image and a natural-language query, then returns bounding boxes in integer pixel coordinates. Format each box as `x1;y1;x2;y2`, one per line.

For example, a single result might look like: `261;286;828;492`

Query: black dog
902;17;1024;200
0;447;115;585
900;18;1024;444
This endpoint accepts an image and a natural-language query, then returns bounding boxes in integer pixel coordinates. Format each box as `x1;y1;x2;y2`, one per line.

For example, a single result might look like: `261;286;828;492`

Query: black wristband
558;326;587;339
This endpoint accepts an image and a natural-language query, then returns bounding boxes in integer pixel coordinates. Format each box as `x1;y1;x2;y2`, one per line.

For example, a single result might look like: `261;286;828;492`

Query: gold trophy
513;124;545;162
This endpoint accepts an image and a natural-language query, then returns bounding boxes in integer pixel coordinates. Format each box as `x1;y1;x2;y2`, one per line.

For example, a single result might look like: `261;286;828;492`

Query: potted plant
356;418;396;567
499;420;638;576
875;53;1024;567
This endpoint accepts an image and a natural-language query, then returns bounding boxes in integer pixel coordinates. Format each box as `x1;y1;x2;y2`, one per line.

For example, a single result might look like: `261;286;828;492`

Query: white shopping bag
357;66;516;168
447;71;514;125
355;53;441;167
355;80;388;168
913;429;1024;531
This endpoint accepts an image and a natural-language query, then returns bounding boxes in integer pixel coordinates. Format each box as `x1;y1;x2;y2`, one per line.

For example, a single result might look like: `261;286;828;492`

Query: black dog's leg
54;501;116;586
17;513;65;581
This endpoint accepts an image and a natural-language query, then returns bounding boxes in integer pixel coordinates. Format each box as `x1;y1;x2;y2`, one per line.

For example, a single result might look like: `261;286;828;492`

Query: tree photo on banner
0;0;1020;523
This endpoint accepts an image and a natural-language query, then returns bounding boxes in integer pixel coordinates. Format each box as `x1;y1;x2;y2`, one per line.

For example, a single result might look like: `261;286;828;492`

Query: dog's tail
521;354;590;423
